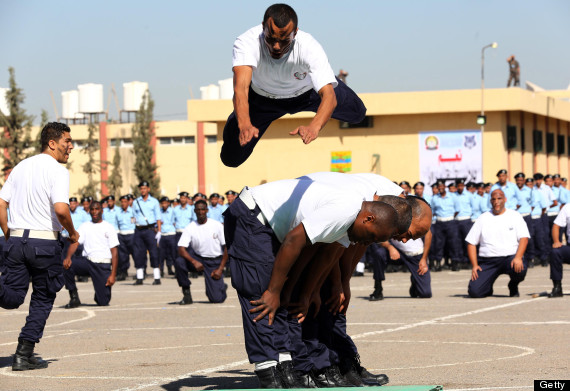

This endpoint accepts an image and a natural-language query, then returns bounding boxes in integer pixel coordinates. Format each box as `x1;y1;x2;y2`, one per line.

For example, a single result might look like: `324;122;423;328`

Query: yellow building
10;87;570;198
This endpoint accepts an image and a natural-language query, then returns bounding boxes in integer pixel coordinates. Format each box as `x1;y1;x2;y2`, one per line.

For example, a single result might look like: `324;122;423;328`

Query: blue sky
1;0;569;123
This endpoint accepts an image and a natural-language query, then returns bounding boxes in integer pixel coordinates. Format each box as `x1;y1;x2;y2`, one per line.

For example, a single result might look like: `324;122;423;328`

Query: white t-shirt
390;238;424;254
553;204;570;237
232;24;337;97
77;220;119;262
465;209;530;257
178;219;225;258
299;172;403;201
0;154;70;231
250;179;363;247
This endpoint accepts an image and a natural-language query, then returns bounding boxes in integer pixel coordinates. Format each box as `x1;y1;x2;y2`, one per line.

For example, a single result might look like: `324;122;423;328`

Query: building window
206;135;217;143
339;116;373;129
110;138;133;147
158;137;196;145
184;136;195;144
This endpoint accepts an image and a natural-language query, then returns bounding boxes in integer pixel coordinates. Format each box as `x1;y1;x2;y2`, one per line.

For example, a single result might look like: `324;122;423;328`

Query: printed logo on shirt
213;233;219;240
294;72;307;80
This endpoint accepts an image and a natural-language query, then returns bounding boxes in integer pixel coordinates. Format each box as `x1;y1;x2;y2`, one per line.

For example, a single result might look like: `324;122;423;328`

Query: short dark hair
194;199;208;208
41;122;70;151
263;3;298;30
376;195;412;234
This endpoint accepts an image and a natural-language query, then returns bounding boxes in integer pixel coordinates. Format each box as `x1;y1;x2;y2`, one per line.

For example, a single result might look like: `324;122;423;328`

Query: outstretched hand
239;124;260;146
289;125;319;145
250;290;280;325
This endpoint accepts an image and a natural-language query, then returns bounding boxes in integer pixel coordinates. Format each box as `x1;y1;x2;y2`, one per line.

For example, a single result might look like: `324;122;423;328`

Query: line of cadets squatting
61;184;238;307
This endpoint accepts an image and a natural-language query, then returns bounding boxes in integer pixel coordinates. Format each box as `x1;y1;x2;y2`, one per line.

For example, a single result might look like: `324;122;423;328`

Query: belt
176;229;185;233
455;216;471;221
119;230;135;235
403;250;424;257
519;213;530;217
547;212;559;217
251;83;312;99
87;256;111;264
531;215;541;219
239;187;269;226
136;224;154;230
162;232;176;236
10;229;59;240
196;255;223;260
436;217;454;222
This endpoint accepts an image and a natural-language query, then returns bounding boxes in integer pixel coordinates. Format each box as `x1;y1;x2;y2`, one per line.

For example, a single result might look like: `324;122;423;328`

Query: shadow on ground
160;369;257;390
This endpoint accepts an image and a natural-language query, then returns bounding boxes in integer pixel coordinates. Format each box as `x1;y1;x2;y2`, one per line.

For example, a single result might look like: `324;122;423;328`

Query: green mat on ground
214;387;443;391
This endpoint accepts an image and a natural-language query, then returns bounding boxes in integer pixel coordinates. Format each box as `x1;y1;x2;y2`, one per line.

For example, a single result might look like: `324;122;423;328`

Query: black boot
342;354;389;386
65;289;81;309
12;338;48;371
116;271;127;281
312;365;355;387
451;261;460;272
369;280;383;301
550;280;563;298
508;280;520;297
409;284;419;298
167;265;174;276
276;360;306;388
255;366;284;389
296;371;319;388
179;287;193;305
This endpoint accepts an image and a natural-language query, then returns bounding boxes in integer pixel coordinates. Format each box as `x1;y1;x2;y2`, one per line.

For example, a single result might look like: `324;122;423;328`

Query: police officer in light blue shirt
528;178;548;267
514;173;535;263
490;169;522;211
431;180;461;271
132;181;162;285
102;195;119;230
208;193;225;223
62;197;90;267
115;195;136;281
549;174;569;242
158;196;177;276
454;179;476;267
174;192;193;243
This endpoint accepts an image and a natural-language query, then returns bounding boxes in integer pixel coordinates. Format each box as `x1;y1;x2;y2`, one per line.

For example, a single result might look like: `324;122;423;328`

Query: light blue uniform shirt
531;188;548;217
173;204;193;231
116;207;136;232
63;208;90;237
160;207;176;234
471;194;485;220
490;181;521;210
549;185;569;214
103;206;119;230
432;193;457;218
208;204;225;223
453;191;474;218
132;195;161;226
516;185;534;215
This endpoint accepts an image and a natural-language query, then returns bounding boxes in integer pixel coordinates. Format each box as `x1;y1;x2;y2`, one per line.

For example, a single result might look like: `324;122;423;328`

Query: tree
32;109;49;156
105;137;123;197
77;121;100;197
0;67;34;171
131;91;160;196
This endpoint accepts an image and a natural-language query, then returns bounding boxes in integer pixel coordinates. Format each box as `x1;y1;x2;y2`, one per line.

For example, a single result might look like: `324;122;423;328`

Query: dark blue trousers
531;216;548;262
224;197;289;363
133;228;159;268
0;232;64;343
64;256;112;306
367;243;387;281
158;234;177;270
118;233;135;273
468;255;528;298
329;314;358;362
220;79;367;167
174;253;227;303
542;214;552;259
456;219;473;264
522;215;535;262
550;245;570;281
400;253;432;298
428;223;437;261
432;220;461;262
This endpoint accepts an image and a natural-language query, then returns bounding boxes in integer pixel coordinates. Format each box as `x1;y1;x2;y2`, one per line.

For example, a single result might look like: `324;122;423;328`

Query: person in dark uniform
507;55;520;87
550;202;570;297
0;122;79;371
467;189;529;298
63;201;119;307
527;178;548;267
115;195;135;281
454;178;475;269
176;200;228;304
158;196;177;277
132;181;162;285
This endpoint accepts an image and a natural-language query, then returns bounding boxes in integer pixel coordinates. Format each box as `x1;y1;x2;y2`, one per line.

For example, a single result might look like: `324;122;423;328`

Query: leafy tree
105;137;123;197
0;67;34;171
131;91;160;196
77;121;100;197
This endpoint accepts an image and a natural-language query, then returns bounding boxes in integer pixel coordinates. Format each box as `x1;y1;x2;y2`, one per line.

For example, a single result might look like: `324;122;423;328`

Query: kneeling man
63;201;119;307
466;189;529;298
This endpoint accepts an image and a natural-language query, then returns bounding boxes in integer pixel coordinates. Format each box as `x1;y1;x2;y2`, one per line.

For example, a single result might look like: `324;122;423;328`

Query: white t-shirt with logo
0;154;70;231
178;219;225;258
299;172;403;201
250;179;363;247
465;209;530;257
232;24;337;97
390;238;424;254
77;220;120;262
553;204;570;237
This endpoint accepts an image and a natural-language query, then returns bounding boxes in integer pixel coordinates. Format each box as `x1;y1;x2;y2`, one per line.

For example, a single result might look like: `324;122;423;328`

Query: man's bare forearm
0;198;9;237
309;85;336;131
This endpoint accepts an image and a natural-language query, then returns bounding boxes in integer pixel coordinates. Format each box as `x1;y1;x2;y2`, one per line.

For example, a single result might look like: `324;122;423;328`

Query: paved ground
1;263;568;391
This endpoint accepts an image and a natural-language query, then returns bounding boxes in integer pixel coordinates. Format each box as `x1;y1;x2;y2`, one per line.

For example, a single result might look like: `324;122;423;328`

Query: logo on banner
425;135;439;150
464;135;477;149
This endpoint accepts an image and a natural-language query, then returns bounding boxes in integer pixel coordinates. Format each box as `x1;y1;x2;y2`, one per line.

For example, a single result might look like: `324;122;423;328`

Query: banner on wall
331;151;352;172
418;130;482;188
